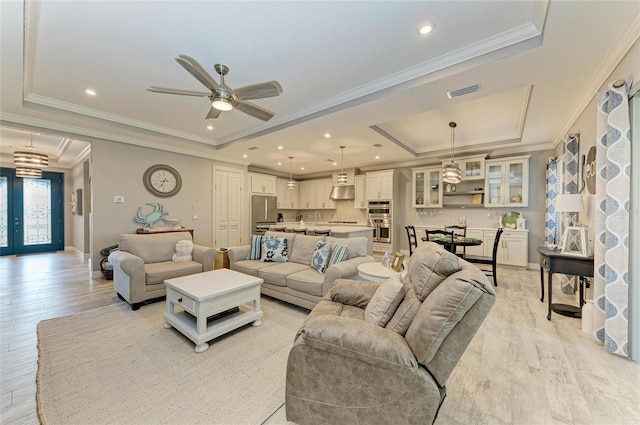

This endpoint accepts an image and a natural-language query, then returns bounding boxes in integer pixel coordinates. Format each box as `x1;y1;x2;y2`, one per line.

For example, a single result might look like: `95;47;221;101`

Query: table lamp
555;194;584;227
556;194;588;255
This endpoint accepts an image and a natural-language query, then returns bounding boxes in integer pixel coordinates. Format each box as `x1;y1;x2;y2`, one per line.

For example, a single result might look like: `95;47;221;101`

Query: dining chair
314;229;331;236
425;229;455;253
405;225;418;256
466;228;503;287
293;228;308;235
445;225;467;258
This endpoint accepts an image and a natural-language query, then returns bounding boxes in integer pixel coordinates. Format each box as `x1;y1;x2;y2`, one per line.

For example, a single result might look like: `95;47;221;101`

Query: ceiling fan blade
147;86;209;97
233;81;283;100
235;100;275;121
175;55;219;92
206;107;221;120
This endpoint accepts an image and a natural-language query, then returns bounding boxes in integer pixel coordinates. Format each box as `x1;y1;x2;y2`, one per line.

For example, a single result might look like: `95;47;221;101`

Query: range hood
329;184;355;200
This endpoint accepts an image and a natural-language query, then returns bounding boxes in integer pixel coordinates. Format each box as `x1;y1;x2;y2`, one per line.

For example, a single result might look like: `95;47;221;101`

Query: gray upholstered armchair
285;242;496;424
109;232;216;310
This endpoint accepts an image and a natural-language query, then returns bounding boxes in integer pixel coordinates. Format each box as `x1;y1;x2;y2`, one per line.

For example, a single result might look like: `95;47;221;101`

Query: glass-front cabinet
412;166;442;208
460;155;486;180
484;155;530;207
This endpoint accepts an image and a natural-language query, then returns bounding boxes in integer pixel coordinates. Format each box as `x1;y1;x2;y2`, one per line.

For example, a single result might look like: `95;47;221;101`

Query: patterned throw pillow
311;240;331;274
327;243;348;267
172;240;193;262
260;237;289;262
247;235;263;260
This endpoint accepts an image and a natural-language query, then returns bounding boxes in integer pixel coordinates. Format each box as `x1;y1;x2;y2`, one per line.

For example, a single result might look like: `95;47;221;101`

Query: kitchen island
269;223;374;255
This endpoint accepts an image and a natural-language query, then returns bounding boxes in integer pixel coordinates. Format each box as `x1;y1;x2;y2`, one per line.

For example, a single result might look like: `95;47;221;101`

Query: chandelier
442;121;462;184
287;157;296;189
14;133;48;178
337;146;347;184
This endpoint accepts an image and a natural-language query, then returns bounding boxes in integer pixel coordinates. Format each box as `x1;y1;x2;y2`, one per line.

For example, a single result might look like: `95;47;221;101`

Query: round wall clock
143;164;182;197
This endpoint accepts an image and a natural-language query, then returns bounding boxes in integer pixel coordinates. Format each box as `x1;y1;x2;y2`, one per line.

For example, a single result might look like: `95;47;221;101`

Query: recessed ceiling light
277;161;282;166
324;133;331;139
418;23;435;35
375;155;380;159
333;162;337;166
242;154;248;158
206;125;214;130
277;146;283;150
300;167;305;170
84;89;96;96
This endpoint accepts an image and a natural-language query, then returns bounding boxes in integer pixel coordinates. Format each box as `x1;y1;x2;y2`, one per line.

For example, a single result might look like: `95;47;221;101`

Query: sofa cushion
409;242;460;302
287;268;325;297
289;235;325;265
172;240;193;262
364;274;404;327
145;261;202;285
247;235;263;260
261;236;289;262
385;276;421;336
311;240;331;274
258;262;311;286
119;232;193;264
327;243;348;267
325;236;367;259
232;259;275;277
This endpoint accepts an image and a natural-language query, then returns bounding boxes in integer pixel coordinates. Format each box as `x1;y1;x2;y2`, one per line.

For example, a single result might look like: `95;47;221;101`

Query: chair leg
492;262;498;287
131;302;141;311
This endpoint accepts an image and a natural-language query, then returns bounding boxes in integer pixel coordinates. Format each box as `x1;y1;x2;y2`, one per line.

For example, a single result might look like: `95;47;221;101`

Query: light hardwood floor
1;251;639;424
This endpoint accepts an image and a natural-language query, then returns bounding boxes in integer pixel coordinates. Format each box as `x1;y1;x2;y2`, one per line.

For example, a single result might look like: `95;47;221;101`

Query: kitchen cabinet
298;179;335;209
354;175;367;209
412;166;442;208
276;178;299;209
481;229;528;267
249;172;276;195
484;155;529;208
366;170;394;200
459;155;486;180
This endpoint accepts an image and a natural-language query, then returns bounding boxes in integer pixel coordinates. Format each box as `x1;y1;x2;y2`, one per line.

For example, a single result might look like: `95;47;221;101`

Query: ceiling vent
373;143;383;148
248;146;259;150
447;84;480;99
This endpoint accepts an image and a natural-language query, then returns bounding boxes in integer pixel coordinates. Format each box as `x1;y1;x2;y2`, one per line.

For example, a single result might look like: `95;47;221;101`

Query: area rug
36;300;305;425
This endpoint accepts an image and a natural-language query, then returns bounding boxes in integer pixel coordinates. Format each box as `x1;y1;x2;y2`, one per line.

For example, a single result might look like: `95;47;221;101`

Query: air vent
326;159;334;162
248;146;259;150
447;84;480;99
373;143;383;148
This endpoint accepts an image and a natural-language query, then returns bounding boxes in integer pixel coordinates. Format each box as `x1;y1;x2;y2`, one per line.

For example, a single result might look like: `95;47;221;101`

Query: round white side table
357;262;399;283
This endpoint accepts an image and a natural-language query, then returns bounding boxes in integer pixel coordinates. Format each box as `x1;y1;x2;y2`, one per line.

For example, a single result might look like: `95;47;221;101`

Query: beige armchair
285;242;496;425
108;232;216;310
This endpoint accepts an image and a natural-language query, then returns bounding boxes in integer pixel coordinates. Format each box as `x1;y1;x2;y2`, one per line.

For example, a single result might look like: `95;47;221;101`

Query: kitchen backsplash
278;200;367;223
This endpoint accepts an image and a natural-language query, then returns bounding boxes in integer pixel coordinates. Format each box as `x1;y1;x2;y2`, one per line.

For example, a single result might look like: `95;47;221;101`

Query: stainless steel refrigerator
251;195;277;234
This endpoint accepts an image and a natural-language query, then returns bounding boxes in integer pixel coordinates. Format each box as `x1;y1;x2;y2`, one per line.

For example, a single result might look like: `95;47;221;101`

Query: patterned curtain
560;134;580;294
594;80;631;357
545;158;558;245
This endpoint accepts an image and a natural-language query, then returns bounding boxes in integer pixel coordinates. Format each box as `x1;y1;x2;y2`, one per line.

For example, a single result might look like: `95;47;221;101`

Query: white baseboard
91;270;104;279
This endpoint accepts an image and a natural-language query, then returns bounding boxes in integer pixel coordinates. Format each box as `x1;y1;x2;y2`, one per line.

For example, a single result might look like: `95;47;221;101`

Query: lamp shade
14;150;49;167
442;162;462;184
16;167;42;178
555;194;584;212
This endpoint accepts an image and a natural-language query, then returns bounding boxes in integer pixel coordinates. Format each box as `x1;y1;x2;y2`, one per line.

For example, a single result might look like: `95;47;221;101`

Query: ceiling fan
148;55;283;121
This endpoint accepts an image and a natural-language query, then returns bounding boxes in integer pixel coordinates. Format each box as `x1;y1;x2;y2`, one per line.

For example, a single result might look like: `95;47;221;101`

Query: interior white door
227;170;241;247
215;167;243;248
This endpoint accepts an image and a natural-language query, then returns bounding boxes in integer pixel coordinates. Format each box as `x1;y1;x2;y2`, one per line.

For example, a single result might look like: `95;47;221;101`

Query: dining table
421;235;483;253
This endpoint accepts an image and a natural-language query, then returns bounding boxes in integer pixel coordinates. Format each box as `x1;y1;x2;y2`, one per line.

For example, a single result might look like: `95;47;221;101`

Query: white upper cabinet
459;155;486;180
354;175;367;209
484;155;530;208
411;166;442;208
249;172;276;195
316;178;336;209
276;178;299;209
366;170;394;200
298;178;336;209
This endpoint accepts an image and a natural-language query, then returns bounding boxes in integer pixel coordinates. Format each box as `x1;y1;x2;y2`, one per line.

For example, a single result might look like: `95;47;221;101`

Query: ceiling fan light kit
148;55;282;121
442;121;462;184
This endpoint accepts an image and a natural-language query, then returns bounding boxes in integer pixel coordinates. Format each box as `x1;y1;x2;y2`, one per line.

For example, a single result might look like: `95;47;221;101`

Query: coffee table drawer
168;289;196;315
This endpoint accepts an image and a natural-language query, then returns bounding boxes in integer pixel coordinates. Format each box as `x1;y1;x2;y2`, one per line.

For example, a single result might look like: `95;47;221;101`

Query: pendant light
337;146;347;185
442;121;462;184
14;132;48;178
287;157;296;189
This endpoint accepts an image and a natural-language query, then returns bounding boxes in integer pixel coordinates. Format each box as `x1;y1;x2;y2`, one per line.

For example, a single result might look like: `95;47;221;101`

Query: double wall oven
367;200;391;243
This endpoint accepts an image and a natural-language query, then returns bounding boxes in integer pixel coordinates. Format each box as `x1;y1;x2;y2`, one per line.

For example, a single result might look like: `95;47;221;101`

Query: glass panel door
428;169;441;206
507;162;524;204
485;163;504;206
414;171;425;206
0;175;10;254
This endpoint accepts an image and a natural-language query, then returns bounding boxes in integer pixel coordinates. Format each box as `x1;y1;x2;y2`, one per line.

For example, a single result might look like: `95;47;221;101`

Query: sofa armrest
322;255;375;296
108;250;144;276
192;244;216;271
227;245;250;269
297;315;417;372
326;279;380;308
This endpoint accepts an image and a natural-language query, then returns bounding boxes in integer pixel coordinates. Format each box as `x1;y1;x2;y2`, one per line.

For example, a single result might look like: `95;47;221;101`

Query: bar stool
273;225;287;232
293;228;307;235
314;229;331;236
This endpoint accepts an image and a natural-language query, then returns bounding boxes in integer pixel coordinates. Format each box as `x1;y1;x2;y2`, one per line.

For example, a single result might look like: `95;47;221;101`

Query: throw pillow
172;240;193;262
247;235;263;260
327;243;348;267
310;240;331;274
364;274;404;327
260;236;288;262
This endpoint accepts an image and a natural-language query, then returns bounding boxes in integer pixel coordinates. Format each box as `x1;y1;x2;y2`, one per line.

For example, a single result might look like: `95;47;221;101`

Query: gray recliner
285;242;496;425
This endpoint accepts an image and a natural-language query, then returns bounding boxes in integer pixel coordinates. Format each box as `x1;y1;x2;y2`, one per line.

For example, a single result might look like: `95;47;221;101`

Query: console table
136;228;194;238
537;247;594;320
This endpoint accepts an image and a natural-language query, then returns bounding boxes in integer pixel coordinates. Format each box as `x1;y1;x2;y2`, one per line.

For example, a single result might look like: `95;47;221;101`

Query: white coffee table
357;262;399;283
163;269;263;353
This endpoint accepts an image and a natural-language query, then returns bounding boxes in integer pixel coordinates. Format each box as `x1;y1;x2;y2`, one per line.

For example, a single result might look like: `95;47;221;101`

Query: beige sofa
108;232;216;310
286;242;496;424
228;231;374;309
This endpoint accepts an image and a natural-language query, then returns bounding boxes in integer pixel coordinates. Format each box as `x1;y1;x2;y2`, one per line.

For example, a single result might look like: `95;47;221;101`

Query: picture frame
561;226;590;256
390;252;405;272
